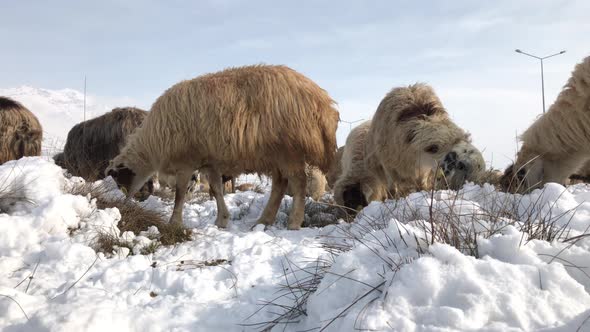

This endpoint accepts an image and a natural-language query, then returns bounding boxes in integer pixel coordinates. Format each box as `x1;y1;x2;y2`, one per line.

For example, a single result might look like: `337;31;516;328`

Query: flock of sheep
1;55;589;230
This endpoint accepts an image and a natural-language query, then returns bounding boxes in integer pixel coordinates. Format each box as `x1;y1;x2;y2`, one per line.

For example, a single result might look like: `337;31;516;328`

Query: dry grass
302;199;353;227
242;255;336;330
68;182;191;254
472;167;504;188
370;177;588;257
0;161;37;213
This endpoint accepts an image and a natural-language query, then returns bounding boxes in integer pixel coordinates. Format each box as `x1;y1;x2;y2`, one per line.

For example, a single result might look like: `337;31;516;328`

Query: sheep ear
397;102;443;122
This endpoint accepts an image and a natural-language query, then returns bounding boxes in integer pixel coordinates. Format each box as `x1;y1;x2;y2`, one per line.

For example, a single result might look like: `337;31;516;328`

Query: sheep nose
456;160;474;174
457;161;467;172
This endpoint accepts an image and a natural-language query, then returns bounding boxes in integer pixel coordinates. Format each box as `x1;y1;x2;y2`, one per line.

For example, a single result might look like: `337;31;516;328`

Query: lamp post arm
542;51;566;60
517;50;542;60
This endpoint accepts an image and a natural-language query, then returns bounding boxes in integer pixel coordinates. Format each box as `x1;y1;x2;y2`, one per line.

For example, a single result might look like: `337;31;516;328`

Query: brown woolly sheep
62;107;147;181
0;96;43;164
106;65;339;230
325;146;344;190
286;165;328;201
334;83;485;209
502;55;590;193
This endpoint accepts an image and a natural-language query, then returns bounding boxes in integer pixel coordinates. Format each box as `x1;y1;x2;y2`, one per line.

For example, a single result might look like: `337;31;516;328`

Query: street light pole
515;49;566;113
540;59;545;114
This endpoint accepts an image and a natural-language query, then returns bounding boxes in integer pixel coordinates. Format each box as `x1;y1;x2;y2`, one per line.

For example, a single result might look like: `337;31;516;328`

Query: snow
0;157;589;331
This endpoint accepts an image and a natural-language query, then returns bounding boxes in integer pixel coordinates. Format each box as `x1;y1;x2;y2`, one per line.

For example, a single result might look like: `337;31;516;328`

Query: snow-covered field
1;157;589;331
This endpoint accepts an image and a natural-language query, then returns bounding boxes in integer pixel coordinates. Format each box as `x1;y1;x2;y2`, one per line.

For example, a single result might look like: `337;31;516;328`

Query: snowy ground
1;157;590;332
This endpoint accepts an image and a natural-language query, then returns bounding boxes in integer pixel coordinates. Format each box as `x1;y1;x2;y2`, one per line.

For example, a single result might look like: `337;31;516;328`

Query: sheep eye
516;168;526;180
425;145;439;154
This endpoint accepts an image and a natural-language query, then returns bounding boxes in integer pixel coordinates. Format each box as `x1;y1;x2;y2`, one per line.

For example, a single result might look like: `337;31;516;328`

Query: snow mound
295;225;590;331
0;157;589;331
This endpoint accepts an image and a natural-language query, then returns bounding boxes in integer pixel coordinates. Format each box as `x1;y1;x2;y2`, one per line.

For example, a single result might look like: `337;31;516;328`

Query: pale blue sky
2;0;589;168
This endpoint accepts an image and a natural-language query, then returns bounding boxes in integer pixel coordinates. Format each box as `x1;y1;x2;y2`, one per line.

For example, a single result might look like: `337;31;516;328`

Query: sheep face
12;127;42;158
440;141;486;189
105;159;152;198
53;152;65;168
342;183;368;211
407;119;483;190
501;161;540;193
500;147;544;193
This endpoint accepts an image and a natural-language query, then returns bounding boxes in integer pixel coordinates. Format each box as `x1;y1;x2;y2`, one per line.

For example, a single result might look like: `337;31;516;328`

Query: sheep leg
365;176;388;202
544;156;588;185
170;171;192;225
207;170;231;228
286;171;307;230
256;170;288;226
334;182;349;207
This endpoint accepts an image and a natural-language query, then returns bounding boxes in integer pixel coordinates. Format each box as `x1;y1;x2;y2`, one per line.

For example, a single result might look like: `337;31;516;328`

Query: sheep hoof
215;217;229;228
250;223;267;231
169;216;183;225
287;223;301;231
256;217;274;226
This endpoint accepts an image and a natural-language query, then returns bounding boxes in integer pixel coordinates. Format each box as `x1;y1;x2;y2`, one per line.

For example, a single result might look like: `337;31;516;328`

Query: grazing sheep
325;146;344;190
334;83;485;209
62;107;147;181
59;107;155;200
502;56;590;193
0;97;42;164
286;165;328;201
106;65;339;230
